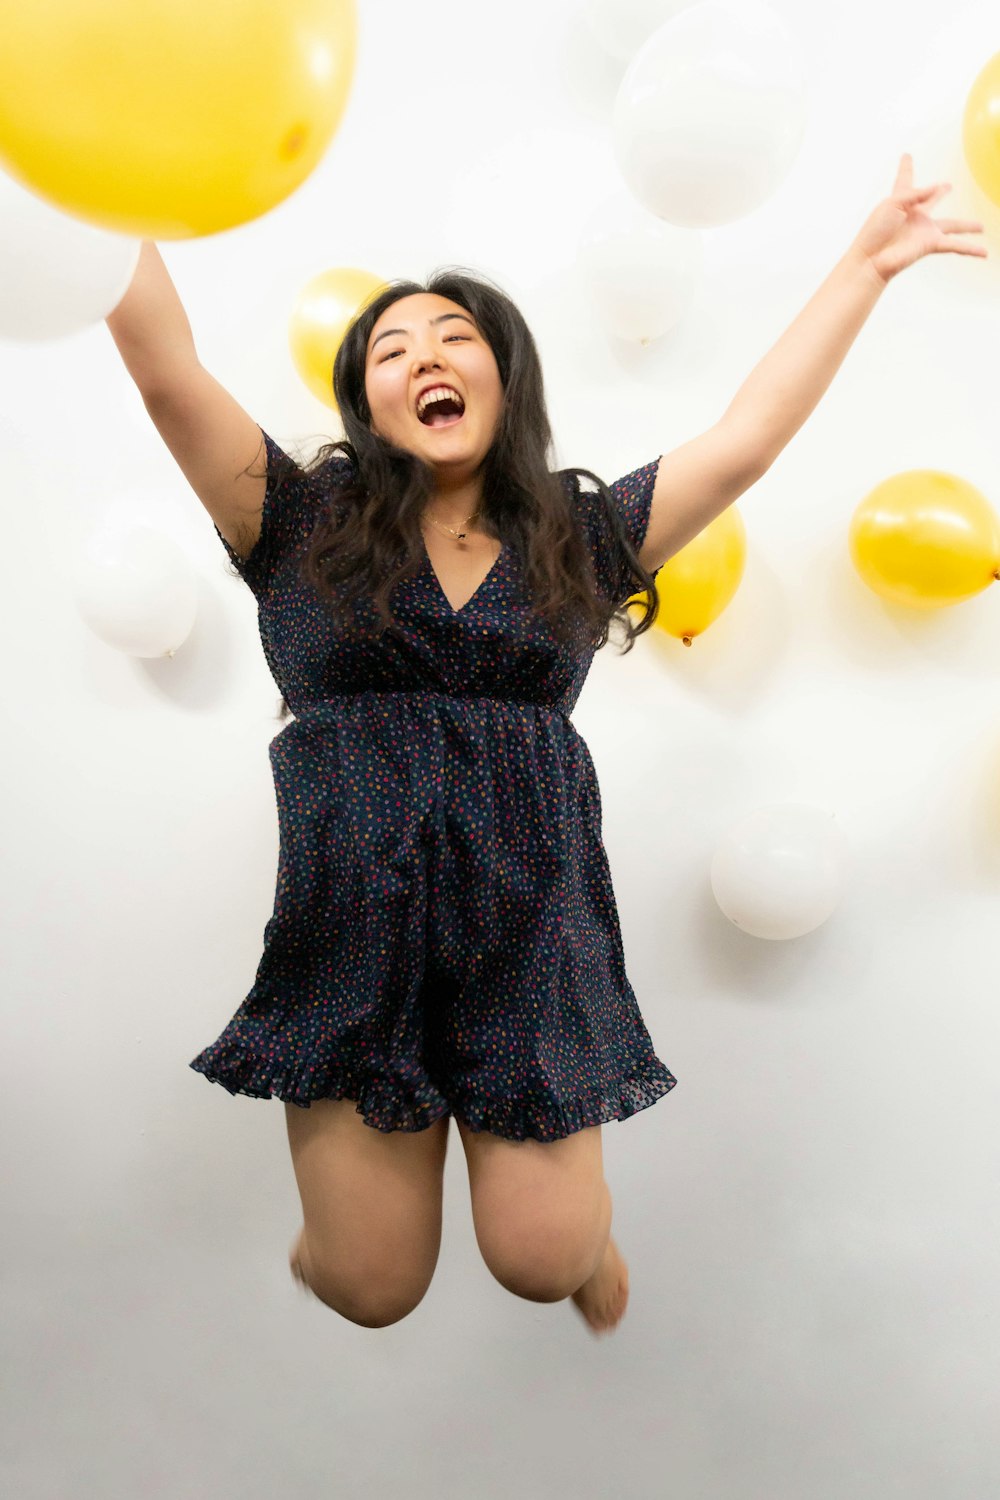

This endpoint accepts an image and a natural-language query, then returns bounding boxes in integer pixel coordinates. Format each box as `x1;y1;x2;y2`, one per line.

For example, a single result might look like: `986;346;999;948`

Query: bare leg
570;1182;630;1335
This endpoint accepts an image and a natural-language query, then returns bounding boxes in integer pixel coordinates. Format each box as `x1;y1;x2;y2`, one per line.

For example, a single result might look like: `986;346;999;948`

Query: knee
306;1272;427;1328
492;1265;582;1304
480;1229;603;1304
487;1253;593;1304
476;1184;612;1304
293;1229;435;1327
297;1249;429;1327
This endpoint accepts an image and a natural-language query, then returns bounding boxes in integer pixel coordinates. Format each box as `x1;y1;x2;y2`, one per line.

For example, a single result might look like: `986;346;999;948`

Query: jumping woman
104;155;984;1335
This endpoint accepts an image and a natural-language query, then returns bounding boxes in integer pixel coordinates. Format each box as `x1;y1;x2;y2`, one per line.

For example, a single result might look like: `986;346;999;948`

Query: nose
414;347;446;375
410;351;450;406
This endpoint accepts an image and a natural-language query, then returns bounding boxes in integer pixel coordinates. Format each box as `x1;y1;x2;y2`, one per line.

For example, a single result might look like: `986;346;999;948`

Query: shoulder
272;444;359;509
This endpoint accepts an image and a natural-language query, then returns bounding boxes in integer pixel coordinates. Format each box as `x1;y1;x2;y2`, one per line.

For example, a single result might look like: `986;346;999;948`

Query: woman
105;154;985;1336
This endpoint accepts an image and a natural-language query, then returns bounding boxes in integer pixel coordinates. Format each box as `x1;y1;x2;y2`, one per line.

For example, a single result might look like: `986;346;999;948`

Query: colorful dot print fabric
189;429;678;1139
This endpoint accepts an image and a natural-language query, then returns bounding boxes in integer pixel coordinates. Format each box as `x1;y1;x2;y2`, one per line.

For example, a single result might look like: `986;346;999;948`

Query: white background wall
3;0;999;1496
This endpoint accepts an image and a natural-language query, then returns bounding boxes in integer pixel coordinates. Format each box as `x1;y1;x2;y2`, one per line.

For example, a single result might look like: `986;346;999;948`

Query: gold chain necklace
421;509;482;542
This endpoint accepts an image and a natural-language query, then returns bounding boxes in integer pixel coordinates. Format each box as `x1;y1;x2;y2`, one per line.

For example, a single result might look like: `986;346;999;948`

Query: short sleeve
215;429;352;599
572;457;663;608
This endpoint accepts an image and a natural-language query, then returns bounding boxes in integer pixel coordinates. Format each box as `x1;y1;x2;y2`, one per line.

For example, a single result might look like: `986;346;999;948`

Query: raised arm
636;156;986;574
105;243;268;561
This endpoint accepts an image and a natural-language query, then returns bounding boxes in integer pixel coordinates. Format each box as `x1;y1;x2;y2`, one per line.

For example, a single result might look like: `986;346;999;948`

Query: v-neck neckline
421;539;506;616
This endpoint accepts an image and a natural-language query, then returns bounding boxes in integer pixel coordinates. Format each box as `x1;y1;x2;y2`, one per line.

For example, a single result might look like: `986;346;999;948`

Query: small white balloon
0;167;140;342
584;0;695;64
71;528;198;659
578;191;703;342
710;804;849;941
612;0;806;227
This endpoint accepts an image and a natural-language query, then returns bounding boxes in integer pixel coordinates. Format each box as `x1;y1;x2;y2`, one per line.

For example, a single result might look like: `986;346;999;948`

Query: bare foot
570;1235;630;1336
288;1227;311;1294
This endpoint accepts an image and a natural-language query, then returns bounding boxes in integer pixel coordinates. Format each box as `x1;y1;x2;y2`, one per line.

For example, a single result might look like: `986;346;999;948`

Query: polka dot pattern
190;430;678;1138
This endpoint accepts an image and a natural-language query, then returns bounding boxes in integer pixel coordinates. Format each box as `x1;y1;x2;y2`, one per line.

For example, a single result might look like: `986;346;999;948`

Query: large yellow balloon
0;0;357;239
963;52;1000;210
628;504;747;646
849;470;1000;608
289;267;389;410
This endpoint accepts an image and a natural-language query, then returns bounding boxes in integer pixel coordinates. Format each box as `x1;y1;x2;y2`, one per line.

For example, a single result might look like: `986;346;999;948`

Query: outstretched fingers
932;223;988;255
899;182;946;203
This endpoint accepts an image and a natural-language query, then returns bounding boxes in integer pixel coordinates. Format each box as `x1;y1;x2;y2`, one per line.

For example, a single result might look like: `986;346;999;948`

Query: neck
421;475;485;531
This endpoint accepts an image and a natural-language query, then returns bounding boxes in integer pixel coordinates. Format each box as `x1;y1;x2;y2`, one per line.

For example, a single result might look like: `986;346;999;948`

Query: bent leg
456;1117;611;1303
285;1098;450;1327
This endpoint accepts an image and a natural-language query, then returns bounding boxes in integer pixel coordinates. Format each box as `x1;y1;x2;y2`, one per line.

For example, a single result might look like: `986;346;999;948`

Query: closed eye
380;335;469;362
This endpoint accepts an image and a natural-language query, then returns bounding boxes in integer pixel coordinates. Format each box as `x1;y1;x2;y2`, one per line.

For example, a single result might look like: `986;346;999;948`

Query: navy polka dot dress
189;429;678;1139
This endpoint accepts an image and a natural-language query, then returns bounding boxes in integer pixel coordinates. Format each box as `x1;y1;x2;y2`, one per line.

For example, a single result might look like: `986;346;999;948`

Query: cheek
369;370;408;416
364;383;387;424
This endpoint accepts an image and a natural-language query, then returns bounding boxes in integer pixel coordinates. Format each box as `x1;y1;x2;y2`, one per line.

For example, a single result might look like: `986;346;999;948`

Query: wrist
844;242;891;293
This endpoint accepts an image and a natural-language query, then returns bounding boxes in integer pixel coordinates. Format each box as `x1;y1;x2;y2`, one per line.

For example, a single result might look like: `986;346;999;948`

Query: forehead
366;293;472;351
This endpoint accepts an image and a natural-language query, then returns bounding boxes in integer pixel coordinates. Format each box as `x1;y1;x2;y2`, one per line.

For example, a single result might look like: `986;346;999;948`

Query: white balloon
578;190;703;342
71;528;198;659
584;0;695;65
0;167;140;342
611;0;807;227
710;804;849;941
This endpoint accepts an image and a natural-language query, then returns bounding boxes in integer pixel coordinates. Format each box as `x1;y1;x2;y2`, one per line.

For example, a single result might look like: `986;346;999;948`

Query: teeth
417;385;464;418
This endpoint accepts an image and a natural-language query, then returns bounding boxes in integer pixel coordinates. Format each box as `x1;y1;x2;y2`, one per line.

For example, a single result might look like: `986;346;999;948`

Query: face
363;293;504;482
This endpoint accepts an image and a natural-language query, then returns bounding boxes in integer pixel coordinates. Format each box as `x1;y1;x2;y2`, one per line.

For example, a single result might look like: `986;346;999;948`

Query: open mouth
417;393;466;428
422;411;464;428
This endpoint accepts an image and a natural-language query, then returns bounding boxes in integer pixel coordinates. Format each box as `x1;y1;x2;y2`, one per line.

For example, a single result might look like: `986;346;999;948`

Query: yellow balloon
849;470;1000;609
289;267;389;410
0;0;357;239
963;51;1000;210
627;504;747;646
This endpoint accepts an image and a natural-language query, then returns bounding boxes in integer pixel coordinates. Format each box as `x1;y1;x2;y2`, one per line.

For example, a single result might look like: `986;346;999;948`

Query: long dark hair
265;267;661;721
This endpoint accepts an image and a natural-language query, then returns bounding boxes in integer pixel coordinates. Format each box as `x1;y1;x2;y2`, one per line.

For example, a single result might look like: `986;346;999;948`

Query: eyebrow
369;312;477;352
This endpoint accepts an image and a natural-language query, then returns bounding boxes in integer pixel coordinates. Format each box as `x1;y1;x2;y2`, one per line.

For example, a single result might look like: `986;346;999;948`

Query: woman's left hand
851;152;988;285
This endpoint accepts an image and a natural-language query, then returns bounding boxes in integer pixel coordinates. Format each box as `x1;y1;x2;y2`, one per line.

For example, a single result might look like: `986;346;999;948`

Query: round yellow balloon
849;470;1000;609
0;0;357;239
963;51;1000;209
627;504;747;646
289;267;390;410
